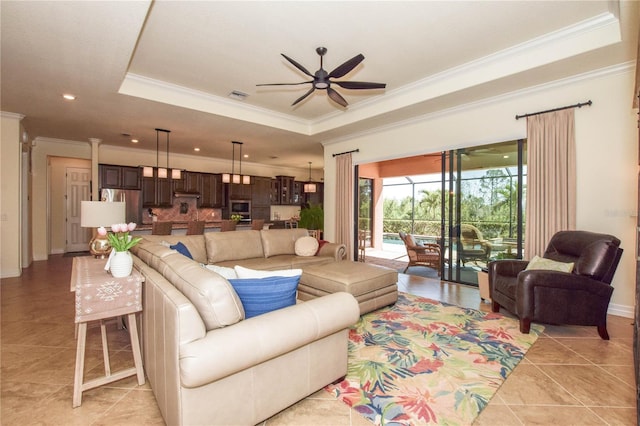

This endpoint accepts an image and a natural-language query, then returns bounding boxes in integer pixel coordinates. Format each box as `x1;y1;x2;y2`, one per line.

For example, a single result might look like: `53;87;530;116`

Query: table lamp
81;201;126;258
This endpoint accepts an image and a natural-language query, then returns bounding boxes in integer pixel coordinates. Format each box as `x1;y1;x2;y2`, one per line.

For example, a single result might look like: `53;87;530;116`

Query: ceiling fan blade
256;81;312;87
328;54;364;79
333;81;386;90
327;87;348;107
292;86;315;106
281;54;314;77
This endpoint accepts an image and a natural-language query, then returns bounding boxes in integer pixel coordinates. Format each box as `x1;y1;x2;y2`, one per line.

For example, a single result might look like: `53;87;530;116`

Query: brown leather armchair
489;230;623;339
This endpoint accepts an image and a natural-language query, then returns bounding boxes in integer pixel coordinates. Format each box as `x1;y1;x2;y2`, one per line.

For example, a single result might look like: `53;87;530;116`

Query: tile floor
1;254;636;425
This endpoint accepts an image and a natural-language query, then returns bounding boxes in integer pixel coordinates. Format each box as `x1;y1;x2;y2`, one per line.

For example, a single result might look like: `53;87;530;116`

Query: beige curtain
524;108;576;258
335;153;354;261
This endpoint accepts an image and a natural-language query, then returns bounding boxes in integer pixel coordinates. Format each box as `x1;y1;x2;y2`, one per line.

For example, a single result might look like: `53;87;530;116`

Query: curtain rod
515;100;592;120
332;148;360;157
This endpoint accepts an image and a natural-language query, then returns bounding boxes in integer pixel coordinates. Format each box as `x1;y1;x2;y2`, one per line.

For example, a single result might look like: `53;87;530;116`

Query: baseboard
1;267;22;279
608;302;634;319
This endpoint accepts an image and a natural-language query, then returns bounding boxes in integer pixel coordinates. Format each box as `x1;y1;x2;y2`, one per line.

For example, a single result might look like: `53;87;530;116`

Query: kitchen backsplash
144;198;221;224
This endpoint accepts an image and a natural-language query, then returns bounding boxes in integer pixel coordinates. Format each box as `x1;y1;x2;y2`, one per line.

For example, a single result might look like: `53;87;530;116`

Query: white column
89;138;101;200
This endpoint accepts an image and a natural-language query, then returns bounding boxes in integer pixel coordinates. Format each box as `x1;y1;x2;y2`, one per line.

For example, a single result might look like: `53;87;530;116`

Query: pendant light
222;141;250;184
304;162;316;193
144;129;180;179
239;141;251;185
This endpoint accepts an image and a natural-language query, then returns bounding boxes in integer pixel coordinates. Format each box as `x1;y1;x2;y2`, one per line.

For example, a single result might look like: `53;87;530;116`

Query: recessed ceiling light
243;154;248;158
503;155;509;159
131;139;139;143
62;94;76;100
194;147;200;152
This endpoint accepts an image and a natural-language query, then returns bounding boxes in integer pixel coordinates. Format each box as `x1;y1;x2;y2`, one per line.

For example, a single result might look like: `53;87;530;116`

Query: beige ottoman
299;261;398;315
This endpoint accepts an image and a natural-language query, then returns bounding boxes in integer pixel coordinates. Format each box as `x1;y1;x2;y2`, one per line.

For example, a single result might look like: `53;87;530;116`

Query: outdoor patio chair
399;232;441;275
457;224;492;266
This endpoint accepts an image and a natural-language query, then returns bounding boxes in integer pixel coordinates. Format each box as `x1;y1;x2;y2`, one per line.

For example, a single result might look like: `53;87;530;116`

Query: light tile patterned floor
1;254;636;425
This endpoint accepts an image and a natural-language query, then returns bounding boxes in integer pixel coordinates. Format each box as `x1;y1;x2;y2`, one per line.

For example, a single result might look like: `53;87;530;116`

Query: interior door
66;167;91;252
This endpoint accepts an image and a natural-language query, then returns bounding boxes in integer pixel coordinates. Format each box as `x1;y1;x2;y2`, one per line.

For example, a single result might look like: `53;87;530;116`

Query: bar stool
186;221;205;235
72;257;145;407
152;221;173;235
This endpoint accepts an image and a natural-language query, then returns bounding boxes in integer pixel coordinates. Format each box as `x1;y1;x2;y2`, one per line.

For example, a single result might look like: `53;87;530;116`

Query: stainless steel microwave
230;200;251;214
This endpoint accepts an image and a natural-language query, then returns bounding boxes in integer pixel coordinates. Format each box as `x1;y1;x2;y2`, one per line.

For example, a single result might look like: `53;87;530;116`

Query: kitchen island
132;221;256;235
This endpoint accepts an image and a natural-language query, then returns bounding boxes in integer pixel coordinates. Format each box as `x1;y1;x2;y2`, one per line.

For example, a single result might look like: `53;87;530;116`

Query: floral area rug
325;292;543;425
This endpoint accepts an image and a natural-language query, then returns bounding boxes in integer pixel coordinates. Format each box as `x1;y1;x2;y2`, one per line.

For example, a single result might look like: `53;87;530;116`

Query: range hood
173;191;200;199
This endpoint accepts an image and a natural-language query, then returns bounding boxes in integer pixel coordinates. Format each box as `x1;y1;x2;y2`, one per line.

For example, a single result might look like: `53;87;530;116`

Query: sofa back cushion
138;235;207;264
134;242;244;330
205;230;264;263
260;228;309;258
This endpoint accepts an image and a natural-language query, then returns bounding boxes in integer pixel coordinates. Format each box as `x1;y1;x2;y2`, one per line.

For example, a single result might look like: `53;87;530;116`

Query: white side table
71;256;145;407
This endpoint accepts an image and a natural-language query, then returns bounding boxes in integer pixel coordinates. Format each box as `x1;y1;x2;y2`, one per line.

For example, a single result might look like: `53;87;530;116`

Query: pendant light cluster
222;141;250;185
303;161;316;193
143;128;181;179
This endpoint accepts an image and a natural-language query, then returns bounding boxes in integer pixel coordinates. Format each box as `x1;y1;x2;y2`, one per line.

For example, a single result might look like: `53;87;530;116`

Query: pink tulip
127;222;137;231
118;223;128;233
97;226;107;236
111;224;120;233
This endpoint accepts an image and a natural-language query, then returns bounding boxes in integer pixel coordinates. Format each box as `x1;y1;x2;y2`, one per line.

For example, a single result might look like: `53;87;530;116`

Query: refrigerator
100;188;142;224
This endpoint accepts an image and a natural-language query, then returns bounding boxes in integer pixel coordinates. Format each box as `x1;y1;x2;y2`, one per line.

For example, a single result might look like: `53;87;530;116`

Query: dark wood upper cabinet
200;173;222;208
141;168;172;207
99;165;141;190
252;176;272;207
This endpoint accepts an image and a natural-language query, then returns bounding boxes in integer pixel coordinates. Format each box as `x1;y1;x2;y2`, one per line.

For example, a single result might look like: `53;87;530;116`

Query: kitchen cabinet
271;179;280;205
173;171;200;194
275;176;295;205
200;173;222;208
252;176;272;206
292;181;303;205
142;168;172;207
99;164;141;190
251;176;273;220
228;182;252;200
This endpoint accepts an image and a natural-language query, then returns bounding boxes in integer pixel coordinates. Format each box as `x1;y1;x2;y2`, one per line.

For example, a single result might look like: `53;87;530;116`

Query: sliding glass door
442;140;526;285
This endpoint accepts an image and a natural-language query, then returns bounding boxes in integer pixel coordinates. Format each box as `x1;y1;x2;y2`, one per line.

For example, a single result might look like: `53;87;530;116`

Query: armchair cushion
525;255;574;273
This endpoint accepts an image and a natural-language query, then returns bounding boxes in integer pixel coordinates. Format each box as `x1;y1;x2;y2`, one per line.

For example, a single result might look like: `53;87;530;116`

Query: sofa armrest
317;242;347;260
179;292;359;388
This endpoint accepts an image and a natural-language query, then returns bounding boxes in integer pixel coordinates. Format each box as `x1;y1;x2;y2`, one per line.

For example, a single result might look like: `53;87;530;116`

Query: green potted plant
298;203;324;231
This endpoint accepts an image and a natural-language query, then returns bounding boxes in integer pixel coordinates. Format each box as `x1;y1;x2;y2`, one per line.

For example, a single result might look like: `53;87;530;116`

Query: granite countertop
137;221;223;231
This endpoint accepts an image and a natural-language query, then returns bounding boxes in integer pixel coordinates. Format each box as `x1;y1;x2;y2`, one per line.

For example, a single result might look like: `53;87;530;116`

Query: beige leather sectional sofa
130;228;360;425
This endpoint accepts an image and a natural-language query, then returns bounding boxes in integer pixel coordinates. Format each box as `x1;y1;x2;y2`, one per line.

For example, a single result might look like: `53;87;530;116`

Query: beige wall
1;113;24;278
323;65;638;318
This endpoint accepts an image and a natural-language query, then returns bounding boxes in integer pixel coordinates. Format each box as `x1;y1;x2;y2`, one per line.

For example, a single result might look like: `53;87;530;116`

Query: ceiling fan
257;47;386;107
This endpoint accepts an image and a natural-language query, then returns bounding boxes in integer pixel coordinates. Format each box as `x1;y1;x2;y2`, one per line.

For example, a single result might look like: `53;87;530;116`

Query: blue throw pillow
228;275;300;319
170;242;193;259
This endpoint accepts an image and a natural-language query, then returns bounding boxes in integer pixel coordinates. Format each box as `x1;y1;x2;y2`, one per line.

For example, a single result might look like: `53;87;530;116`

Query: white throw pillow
294;236;319;257
234;265;302;278
204;264;238;279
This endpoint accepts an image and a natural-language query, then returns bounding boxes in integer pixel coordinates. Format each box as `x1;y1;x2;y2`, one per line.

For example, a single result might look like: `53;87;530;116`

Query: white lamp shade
242;175;251;185
304;182;317;193
222;173;230;183
171;169;182;179
142;166;154;177
81;201;126;228
232;174;241;184
157;168;168;179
